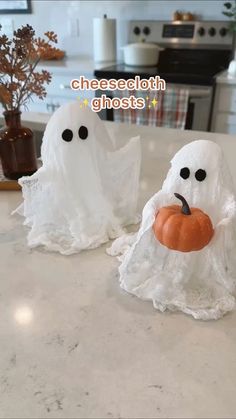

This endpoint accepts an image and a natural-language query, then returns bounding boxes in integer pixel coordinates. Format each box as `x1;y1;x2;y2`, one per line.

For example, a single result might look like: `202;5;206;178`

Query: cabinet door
215;113;236;134
26;70;95;113
26;100;53;113
218;86;236;113
46;73;95;100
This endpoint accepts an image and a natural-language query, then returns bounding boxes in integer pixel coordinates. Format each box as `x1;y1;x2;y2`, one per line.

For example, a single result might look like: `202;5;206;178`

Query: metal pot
121;42;163;67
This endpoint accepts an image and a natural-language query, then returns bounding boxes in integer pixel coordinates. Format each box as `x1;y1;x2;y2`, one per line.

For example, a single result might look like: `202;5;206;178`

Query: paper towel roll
93;16;116;63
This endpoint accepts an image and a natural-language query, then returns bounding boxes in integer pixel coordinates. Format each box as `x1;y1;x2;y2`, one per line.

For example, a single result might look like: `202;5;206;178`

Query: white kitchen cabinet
214;113;236;134
217;86;236;113
211;71;236;134
26;56;95;114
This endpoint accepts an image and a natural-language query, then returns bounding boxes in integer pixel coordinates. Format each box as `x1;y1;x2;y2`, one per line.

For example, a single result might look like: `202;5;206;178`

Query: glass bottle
0;110;37;180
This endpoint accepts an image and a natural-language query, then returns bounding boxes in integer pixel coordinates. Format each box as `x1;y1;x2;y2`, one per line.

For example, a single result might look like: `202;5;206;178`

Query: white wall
0;0;228;58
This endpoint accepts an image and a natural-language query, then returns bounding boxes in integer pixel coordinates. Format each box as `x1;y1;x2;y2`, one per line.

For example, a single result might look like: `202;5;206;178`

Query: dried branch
0;24;60;111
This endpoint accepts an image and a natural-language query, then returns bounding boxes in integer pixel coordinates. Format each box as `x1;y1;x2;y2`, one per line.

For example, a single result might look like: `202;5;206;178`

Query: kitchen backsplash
0;0;229;58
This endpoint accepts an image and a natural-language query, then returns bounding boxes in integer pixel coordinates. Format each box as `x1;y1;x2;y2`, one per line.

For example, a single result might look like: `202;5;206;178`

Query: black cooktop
94;48;231;86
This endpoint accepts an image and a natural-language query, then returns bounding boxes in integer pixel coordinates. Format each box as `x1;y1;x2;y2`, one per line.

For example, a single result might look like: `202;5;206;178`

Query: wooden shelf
0;164;21;191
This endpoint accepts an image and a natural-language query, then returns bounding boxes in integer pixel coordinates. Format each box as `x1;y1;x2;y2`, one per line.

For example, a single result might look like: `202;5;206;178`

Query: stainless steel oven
177;85;213;131
95;83;213;131
94;20;232;131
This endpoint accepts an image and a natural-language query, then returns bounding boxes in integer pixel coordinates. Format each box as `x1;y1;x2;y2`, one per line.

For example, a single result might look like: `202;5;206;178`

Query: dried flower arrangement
0;24;61;111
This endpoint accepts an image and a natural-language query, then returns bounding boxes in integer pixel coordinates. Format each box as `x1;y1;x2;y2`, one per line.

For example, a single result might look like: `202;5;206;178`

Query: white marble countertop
1;122;236;419
36;55;118;76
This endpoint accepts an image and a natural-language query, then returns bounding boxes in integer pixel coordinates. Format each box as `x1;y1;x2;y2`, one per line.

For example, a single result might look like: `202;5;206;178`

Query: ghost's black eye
180;167;190;179
195;169;207;182
62;129;73;142
78;125;88;140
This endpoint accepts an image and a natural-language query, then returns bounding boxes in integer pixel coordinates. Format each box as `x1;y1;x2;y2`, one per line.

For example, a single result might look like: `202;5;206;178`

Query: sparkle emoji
151;97;158;108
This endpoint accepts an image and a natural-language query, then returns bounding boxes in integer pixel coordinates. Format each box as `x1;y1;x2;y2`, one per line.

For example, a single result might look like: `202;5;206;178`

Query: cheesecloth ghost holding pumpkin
108;140;236;320
14;101;141;255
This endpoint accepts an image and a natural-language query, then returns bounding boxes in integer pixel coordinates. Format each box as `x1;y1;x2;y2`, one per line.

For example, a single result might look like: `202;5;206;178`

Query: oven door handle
189;88;211;99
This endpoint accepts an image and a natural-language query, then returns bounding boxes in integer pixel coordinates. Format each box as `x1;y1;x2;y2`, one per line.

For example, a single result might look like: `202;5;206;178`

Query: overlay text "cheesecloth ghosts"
109;140;236;320
15;101;141;255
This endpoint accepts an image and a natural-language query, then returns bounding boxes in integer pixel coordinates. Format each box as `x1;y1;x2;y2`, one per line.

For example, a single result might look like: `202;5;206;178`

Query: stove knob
219;27;228;37
143;26;151;35
208;27;216;37
198;27;205;36
133;26;141;35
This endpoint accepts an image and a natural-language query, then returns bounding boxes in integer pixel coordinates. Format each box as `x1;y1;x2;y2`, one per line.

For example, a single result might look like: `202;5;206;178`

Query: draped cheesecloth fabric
15;101;141;255
108;140;236;320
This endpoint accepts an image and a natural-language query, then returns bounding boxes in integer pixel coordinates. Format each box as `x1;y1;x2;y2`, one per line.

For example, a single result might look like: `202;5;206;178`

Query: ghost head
41;100;114;170
162;140;234;218
16;101;141;254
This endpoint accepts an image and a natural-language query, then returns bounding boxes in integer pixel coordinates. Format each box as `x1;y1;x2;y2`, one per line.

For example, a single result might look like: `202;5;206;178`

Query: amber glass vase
0;110;37;180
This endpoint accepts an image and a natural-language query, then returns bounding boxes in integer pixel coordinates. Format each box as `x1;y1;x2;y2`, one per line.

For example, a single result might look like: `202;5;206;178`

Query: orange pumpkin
153;193;214;252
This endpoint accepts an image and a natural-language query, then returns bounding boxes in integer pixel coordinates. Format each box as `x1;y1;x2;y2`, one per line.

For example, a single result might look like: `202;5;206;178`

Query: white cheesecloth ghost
109;140;236;320
15;101;141;255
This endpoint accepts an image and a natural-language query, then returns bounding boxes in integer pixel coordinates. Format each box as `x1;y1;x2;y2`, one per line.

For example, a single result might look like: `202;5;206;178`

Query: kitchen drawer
27;93;95;114
214;112;236;134
46;73;94;99
27;101;50;113
218;86;236;113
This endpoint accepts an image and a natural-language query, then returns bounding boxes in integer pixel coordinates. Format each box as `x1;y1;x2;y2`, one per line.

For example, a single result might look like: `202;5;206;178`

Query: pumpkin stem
174;193;191;215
